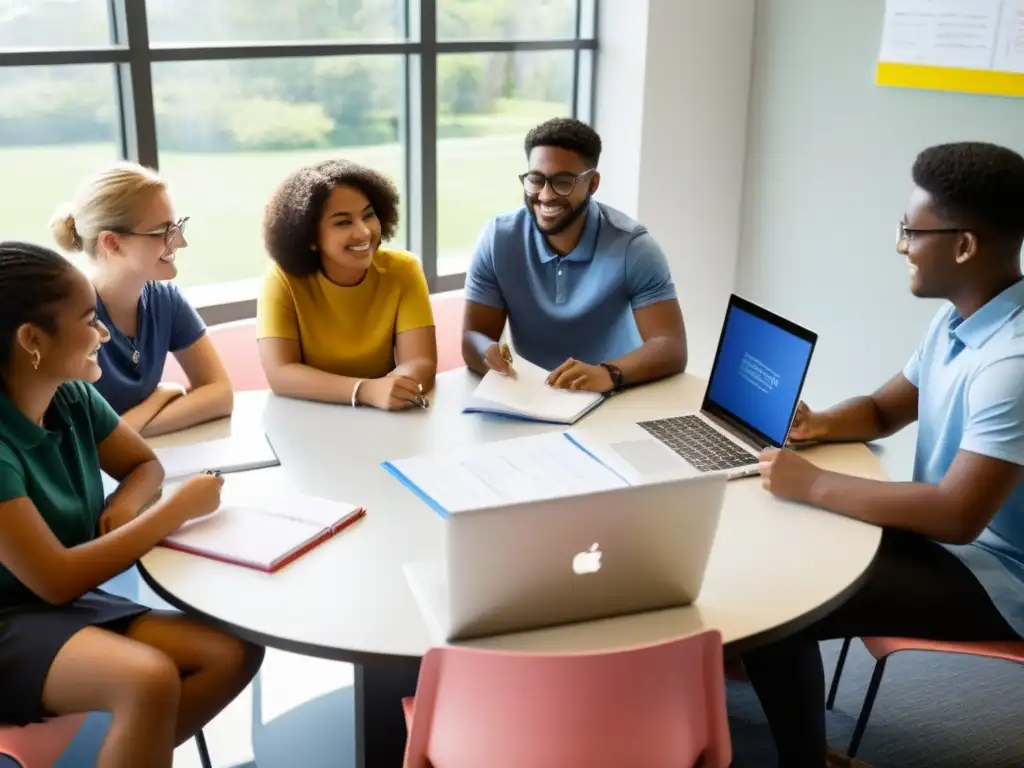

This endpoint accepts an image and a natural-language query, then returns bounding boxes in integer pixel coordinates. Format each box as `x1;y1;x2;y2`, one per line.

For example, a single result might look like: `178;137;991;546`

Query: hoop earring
31;350;41;371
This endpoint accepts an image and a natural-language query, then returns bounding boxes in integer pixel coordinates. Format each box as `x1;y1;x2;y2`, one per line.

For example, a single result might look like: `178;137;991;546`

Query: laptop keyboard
637;415;756;472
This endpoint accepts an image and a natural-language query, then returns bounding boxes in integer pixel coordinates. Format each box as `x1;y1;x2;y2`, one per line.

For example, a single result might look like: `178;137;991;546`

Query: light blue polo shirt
904;279;1024;638
94;281;206;415
464;199;677;371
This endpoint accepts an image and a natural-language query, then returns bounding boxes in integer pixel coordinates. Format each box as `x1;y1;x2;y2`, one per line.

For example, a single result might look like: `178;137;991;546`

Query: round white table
139;368;885;767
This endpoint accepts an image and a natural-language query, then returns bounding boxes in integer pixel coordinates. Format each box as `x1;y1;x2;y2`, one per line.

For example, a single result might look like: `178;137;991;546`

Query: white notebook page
155;434;278;481
469;357;602;422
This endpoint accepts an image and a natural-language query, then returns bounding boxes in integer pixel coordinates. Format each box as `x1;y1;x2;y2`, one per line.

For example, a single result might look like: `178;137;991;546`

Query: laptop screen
703;297;817;448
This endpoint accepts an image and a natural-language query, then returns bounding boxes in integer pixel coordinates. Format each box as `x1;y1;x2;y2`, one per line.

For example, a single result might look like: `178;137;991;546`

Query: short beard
526;193;591;237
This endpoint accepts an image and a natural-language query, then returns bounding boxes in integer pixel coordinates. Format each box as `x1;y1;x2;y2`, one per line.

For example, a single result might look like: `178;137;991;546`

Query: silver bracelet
351;379;364;408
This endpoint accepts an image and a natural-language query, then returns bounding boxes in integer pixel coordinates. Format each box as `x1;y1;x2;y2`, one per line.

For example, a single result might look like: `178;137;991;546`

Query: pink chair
0;716;213;768
401;630;731;768
826;636;1024;758
0;715;86;767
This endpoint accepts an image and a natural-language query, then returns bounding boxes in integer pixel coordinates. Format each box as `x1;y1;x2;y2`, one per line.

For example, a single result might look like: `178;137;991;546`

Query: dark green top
0;380;119;602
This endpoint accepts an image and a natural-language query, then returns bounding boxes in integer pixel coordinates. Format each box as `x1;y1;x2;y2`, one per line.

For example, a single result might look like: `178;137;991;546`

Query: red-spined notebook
160;495;366;573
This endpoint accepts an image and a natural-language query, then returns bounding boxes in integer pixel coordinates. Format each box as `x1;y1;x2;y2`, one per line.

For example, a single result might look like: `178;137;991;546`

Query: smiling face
316;185;381;275
524;146;599;236
22;266;111;384
899;186;974;299
101;188;187;282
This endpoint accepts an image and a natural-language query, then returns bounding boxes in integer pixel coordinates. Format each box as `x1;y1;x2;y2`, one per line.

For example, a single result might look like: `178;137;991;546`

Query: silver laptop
569;294;817;482
403;474;727;642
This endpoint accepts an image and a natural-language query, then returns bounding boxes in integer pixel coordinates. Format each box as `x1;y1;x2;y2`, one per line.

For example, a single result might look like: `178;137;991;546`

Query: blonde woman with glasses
51;163;233;436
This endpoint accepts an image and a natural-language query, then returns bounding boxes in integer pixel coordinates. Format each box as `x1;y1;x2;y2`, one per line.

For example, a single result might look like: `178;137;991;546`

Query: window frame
0;0;598;321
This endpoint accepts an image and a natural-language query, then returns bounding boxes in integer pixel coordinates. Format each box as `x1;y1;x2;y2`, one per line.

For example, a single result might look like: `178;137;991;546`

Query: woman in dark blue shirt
51;163;233;437
0;242;263;767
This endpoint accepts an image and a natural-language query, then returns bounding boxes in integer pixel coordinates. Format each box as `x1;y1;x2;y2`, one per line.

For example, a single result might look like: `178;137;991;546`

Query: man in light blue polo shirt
461;117;687;394
739;142;1024;768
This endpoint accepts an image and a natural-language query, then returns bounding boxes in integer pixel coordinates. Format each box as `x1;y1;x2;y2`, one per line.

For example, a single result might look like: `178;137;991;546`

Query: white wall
595;0;756;376
738;0;1024;472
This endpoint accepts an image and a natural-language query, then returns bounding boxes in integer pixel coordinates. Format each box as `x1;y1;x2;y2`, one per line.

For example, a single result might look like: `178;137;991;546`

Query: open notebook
160;495;366;573
463;357;605;425
154;433;280;482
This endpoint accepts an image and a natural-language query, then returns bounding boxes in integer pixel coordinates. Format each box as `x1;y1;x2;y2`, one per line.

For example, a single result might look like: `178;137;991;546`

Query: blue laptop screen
704;306;814;446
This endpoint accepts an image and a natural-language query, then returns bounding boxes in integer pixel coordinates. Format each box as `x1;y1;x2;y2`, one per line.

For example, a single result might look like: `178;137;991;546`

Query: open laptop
403;473;727;642
569;294;817;482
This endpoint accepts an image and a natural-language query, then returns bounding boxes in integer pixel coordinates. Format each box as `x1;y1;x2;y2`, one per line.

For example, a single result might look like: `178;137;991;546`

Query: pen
414;395;430;409
500;343;513;365
202;469;222;478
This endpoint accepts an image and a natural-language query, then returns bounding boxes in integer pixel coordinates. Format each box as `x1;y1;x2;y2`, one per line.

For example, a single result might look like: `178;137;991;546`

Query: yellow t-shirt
256;249;435;380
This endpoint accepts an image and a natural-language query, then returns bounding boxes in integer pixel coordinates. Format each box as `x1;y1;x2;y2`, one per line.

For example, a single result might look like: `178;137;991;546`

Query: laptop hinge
704;410;772;451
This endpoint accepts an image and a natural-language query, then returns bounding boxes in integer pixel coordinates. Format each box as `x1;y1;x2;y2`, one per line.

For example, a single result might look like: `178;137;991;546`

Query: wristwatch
599;362;625;394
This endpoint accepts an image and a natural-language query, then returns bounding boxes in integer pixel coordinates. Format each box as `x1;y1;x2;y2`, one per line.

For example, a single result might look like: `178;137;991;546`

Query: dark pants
741;529;1021;768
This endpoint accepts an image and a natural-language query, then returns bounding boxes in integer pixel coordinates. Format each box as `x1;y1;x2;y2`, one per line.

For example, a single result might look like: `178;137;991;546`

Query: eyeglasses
114;216;189;246
519;169;595;197
898;221;965;243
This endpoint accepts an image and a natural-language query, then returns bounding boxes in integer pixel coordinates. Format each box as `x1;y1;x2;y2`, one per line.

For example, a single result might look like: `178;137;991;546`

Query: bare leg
125;611;265;745
41;627;181;768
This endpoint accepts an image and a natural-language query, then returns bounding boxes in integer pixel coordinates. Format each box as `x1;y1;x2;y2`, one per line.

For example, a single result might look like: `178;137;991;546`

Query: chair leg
847;657;887;759
195;728;213;768
826;637;853;711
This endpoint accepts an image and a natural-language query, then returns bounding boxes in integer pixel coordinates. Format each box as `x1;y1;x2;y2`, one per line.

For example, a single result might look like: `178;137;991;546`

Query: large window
0;0;596;306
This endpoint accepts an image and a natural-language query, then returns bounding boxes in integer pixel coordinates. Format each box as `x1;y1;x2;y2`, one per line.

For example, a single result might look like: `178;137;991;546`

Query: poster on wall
877;0;1024;98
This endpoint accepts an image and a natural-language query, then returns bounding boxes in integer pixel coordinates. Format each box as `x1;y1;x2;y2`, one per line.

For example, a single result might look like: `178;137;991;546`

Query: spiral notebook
160;494;366;573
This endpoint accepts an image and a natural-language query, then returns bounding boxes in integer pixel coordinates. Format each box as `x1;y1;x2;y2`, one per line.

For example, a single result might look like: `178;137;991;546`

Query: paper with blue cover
463;356;605;424
381;432;628;518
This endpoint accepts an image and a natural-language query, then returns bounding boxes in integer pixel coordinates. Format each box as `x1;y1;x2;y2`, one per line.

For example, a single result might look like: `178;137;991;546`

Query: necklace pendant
132;350;140;366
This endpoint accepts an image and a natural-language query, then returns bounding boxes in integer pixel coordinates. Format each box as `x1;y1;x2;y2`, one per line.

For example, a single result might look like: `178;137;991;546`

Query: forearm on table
391;357;436;392
58;499;184;601
809;472;970;544
462;330;498;376
141;383;234;438
819;396;902;443
266;362;363;405
607;336;686;386
122;392;174;434
104;459;164;517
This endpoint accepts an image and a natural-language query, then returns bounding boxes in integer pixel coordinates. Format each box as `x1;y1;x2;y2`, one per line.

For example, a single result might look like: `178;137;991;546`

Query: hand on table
758;447;823;503
166;473;225;525
360;375;424;411
546;358;613;393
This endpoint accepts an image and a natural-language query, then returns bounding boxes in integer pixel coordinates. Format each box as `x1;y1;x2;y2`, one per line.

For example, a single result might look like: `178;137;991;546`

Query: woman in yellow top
257;160;437;411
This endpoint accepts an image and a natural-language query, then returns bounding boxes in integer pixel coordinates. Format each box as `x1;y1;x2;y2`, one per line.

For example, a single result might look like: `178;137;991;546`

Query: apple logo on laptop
572;543;602;575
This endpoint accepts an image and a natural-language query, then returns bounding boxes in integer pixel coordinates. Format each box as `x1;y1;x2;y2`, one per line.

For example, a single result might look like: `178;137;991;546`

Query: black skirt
0;589;149;726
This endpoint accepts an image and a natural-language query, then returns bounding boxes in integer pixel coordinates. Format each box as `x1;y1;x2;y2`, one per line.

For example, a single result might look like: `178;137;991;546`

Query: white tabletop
139;368;885;661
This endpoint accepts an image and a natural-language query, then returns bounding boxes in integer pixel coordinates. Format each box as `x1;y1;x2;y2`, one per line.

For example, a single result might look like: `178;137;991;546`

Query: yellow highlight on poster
877;0;1024;100
877;63;1024;99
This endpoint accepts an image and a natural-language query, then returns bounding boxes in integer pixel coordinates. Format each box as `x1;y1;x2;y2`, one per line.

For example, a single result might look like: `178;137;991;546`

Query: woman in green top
0;242;263;767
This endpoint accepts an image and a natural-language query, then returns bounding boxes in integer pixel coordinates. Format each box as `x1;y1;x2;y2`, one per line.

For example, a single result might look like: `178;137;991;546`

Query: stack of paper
161;494;365;572
463;357;605;425
154;433;280;481
382;432;628;517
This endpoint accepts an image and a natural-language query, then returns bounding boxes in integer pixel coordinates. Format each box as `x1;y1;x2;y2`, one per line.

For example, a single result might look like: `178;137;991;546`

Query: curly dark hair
0;241;76;378
912;142;1024;243
524;117;602;168
262;159;401;276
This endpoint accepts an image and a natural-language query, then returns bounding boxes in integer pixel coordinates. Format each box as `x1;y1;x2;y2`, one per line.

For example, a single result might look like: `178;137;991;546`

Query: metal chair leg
848;657;887;759
826;637;853;710
195;728;213;768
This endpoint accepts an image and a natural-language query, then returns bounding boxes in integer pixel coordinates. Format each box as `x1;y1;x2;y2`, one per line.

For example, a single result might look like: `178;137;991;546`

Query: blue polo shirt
94;281;206;415
904;279;1024;638
464;199;677;371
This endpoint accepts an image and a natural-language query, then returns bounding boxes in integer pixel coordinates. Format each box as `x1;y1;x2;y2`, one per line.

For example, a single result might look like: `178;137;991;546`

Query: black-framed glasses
114;216;189;246
898;221;965;242
519;169;595;197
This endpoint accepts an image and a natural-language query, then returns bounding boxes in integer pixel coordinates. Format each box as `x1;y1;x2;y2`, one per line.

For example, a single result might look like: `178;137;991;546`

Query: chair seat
861;637;1024;664
0;714;87;767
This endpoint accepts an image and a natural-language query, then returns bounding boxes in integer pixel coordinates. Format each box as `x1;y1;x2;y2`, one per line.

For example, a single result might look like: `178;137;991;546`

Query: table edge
138;527;882;662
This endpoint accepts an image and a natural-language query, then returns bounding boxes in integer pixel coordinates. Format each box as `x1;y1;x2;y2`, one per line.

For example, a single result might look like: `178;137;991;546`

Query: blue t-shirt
463;199;678;371
94;281;206;414
903;279;1024;638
